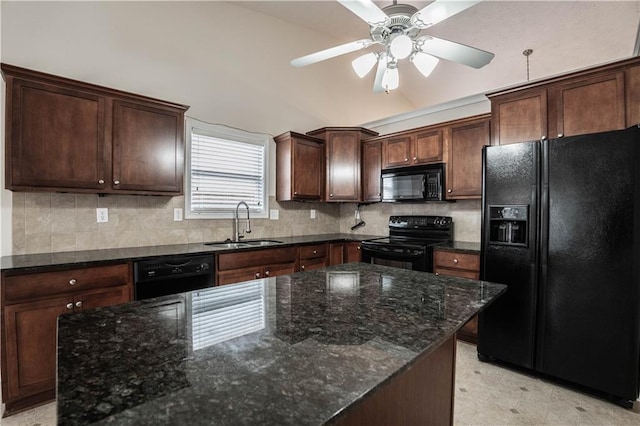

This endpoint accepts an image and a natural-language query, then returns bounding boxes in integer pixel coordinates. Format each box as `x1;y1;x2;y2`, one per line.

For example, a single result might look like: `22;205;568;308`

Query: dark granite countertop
0;233;383;272
57;263;506;425
433;241;481;255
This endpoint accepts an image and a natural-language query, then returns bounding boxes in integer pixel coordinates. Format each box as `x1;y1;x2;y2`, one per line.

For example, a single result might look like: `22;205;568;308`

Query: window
185;118;269;219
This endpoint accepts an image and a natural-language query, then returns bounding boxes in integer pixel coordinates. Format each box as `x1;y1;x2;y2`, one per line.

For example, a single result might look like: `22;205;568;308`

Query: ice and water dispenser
488;205;528;246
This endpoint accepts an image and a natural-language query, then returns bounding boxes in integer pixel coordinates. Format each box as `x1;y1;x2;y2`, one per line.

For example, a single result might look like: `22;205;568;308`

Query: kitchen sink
204;239;283;248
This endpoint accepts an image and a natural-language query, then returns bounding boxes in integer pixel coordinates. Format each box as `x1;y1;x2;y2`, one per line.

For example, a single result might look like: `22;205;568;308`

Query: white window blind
191;280;266;351
186;118;269;219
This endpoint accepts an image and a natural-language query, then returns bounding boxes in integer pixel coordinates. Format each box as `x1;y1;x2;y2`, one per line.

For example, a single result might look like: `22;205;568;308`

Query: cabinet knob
329;193;333;197
413;157;417;161
301;265;305;270
541;135;547;141
313;250;317;254
435;272;439;276
404;158;408;162
377;193;381;196
294;191;298;195
357;246;361;250
453;258;459;264
558;133;564;138
69;279;77;285
265;270;270;276
114;180;120;185
255;272;260;278
66;302;73;310
447;189;452;193
75;301;83;308
98;179;105;185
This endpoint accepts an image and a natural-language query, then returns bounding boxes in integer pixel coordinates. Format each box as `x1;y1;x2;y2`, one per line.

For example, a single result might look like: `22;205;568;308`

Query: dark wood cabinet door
446;118;490;199
4;297;70;401
345;242;362;263
362;140;382;202
7;79;107;190
76;286;130;310
626;64;640;126
326;132;360;202
112;100;184;194
413;129;443;164
292;137;324;200
550;71;625;138
382;135;413;169
329;243;345;266
491;87;547;145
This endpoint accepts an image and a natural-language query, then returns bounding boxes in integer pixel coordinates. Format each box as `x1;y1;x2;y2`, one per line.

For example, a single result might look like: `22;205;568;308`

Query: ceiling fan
290;0;495;93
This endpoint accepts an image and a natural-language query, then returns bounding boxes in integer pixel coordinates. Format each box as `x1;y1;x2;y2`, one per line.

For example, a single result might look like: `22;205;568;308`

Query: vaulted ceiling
237;1;640;112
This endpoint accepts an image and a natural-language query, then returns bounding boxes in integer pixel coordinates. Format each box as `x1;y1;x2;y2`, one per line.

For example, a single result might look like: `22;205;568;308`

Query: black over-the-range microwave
381;163;446;202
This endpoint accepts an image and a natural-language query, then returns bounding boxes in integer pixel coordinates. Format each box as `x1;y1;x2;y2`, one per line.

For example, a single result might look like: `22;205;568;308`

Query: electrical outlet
310;209;316;219
269;209;279;220
96;208;108;223
173;208;183;221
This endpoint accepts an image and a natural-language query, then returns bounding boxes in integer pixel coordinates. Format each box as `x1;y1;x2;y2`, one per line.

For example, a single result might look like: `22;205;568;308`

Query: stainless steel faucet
234;201;251;242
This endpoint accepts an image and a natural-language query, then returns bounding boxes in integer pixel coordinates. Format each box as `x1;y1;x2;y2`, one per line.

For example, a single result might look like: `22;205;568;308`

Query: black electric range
361;216;454;272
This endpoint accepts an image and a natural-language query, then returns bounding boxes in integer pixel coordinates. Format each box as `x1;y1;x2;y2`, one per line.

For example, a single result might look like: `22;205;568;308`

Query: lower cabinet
216;247;298;285
345;242;362;263
298;243;328;271
433;249;480;344
1;263;132;415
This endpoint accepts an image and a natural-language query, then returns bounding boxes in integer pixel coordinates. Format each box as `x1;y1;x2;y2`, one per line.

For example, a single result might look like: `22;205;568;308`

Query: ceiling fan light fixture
352;52;378;78
411;52;439;78
389;34;413;60
381;64;399;91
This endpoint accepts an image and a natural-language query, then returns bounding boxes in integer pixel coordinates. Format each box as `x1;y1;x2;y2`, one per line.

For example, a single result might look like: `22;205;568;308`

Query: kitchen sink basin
242;239;283;246
204;239;283;248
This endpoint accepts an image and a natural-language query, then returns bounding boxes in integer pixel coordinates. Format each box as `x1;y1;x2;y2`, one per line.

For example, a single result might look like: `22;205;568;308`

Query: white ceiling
236;0;640;111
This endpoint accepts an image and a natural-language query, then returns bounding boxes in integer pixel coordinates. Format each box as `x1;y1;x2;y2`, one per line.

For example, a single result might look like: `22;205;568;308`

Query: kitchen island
57;263;505;425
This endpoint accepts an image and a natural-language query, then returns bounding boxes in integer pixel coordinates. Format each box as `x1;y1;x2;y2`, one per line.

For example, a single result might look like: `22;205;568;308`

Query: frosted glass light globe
389;35;413;60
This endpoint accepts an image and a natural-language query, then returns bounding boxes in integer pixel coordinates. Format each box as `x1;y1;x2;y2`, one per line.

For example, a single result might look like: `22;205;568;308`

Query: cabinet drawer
299;257;327;272
217;247;297;271
3;263;131;303
299;244;327;260
434;251;480;272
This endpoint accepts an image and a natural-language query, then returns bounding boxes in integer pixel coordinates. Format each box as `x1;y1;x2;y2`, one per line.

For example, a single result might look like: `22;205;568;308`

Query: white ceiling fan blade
290;39;373;67
411;0;481;29
417;36;494;69
372;54;387;93
338;0;390;27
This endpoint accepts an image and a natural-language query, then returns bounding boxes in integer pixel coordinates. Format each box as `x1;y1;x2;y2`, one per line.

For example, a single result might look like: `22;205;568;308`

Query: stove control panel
389;215;452;229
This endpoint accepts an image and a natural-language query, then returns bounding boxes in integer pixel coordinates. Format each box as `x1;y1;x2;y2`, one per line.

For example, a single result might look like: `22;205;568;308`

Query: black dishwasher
134;254;215;300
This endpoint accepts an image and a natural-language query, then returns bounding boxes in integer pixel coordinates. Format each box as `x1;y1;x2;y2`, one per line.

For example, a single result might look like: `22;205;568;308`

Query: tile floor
1;341;639;425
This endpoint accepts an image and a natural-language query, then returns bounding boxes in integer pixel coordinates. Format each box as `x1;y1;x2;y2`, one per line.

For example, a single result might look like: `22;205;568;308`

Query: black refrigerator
479;125;640;407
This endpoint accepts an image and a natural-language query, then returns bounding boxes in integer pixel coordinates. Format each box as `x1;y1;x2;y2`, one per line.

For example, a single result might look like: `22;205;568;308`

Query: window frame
185;117;269;219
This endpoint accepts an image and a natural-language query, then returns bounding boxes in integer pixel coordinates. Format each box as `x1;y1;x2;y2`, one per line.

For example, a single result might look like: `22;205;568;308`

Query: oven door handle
361;245;426;256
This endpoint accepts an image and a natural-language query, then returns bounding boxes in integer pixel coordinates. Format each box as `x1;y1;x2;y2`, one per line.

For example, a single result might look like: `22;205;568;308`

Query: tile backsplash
11;193;481;255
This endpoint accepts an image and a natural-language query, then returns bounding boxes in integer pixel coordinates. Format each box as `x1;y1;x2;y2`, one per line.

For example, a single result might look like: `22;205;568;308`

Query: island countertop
57;263;505;425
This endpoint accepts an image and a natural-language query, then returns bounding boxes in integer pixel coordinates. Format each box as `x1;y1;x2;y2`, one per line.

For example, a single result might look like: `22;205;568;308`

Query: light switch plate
96;208;108;223
173;208;183;221
269;209;279;220
310;209;316;219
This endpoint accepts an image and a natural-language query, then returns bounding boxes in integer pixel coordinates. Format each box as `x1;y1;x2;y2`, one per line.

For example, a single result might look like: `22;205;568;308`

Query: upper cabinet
361;140;382;203
274;131;324;201
306;127;378;202
488;57;640;145
2;64;188;195
381;128;443;169
445;116;490;199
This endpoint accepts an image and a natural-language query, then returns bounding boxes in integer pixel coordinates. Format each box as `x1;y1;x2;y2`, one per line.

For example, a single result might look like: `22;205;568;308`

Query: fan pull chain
523;49;533;82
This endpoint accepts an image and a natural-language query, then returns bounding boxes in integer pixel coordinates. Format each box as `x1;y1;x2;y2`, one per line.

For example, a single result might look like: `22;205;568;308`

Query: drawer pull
75;301;83;308
69;279;77;285
313;250;317;254
301;265;305;270
357;246;361;250
66;303;73;310
255;272;260;278
265;270;270;276
453;259;459;264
